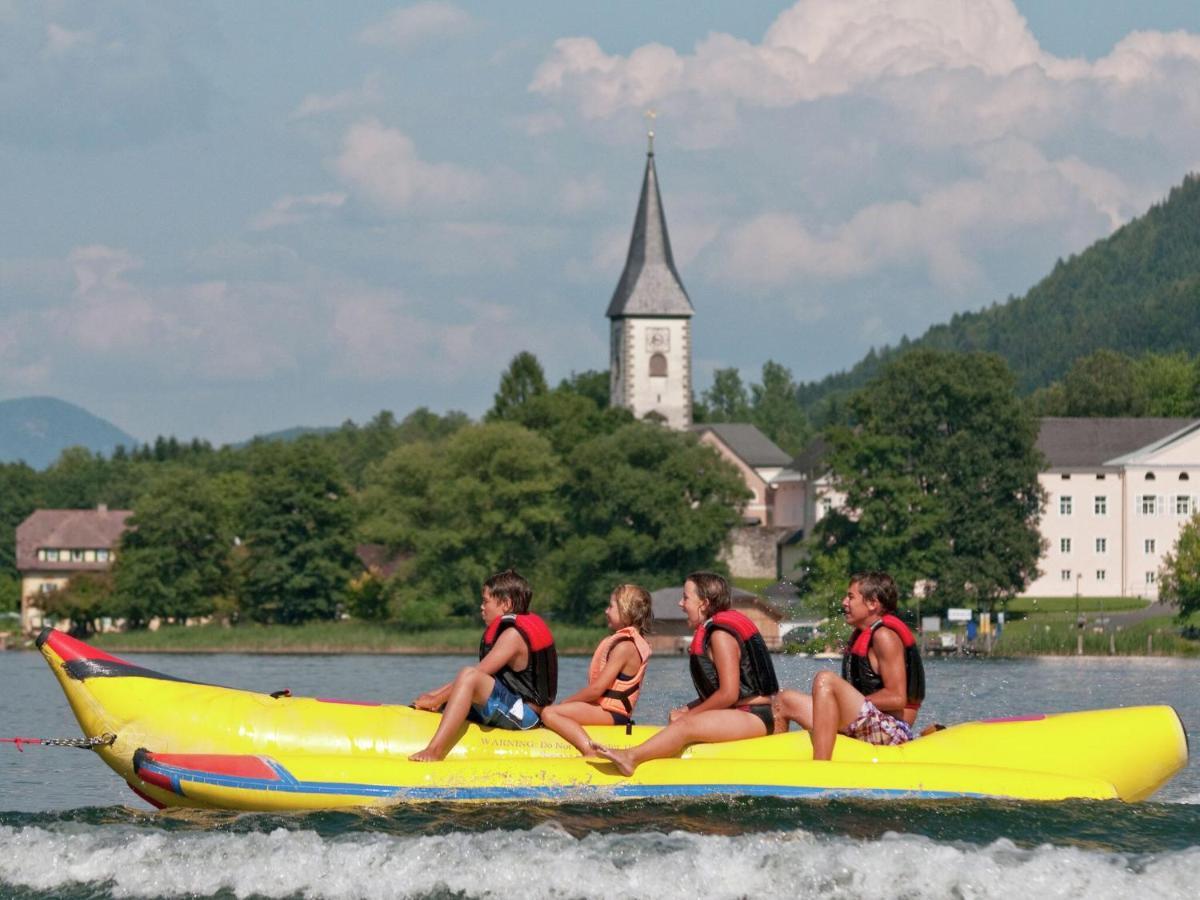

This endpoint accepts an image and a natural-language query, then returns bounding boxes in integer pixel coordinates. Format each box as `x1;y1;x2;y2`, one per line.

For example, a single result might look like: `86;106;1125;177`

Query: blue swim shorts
468;679;540;730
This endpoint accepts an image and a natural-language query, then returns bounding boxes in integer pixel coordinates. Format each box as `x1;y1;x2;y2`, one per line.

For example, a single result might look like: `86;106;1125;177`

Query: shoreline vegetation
4;596;1197;657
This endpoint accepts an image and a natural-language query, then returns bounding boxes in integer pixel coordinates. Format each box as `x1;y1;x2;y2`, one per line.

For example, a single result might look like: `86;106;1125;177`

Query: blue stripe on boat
138;757;983;801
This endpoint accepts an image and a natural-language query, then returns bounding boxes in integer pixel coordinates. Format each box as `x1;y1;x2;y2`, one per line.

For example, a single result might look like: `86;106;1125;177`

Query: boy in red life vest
541;584;653;756
775;571;925;760
409;569;557;762
593;572;780;776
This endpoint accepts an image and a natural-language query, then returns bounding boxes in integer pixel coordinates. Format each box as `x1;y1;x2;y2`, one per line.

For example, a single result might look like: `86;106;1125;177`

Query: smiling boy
409;569;557;762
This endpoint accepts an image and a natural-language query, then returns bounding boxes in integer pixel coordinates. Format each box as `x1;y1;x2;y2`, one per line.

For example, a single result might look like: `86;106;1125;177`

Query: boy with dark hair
409;569;557;761
774;571;925;760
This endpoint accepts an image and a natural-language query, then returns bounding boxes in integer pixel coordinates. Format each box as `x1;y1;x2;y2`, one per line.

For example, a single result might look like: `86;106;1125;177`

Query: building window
1060;569;1072;582
84;550;96;562
36;549;46;561
1145;539;1156;554
71;549;84;562
1060;538;1071;553
1181;472;1191;481
1146;571;1157;585
1096;538;1107;554
97;549;111;562
46;549;59;562
1094;496;1107;515
1061;473;1071;480
39;583;58;594
1176;495;1192;516
1096;570;1106;582
1145;472;1157;481
1138;495;1159;515
1059;496;1073;515
648;353;668;377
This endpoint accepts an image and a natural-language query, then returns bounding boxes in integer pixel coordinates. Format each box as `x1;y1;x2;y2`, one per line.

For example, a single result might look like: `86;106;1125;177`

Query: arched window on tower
649;353;668;377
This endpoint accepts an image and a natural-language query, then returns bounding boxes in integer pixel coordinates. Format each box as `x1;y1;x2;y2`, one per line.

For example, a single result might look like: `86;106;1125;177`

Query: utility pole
1075;573;1083;656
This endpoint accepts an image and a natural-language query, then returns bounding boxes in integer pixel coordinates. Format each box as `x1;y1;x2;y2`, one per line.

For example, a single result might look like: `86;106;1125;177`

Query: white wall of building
611;317;692;429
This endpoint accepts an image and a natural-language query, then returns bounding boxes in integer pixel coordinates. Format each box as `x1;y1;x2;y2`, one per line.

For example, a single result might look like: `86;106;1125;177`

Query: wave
2;821;1199;900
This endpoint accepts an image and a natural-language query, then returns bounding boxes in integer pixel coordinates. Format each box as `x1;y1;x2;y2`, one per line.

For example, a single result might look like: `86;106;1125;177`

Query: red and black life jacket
842;614;925;710
688;610;779;703
589;626;652;718
480;613;558;708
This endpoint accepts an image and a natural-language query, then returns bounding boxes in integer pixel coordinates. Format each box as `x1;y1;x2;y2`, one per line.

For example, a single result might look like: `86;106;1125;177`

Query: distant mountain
799;173;1200;415
0;397;139;469
231;425;338;448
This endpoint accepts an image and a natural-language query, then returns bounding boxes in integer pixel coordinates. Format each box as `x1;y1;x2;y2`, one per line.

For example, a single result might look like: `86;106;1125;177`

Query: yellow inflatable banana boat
38;627;1188;810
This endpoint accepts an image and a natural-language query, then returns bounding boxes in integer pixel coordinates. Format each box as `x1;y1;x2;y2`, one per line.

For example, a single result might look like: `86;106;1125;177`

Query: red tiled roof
15;508;132;572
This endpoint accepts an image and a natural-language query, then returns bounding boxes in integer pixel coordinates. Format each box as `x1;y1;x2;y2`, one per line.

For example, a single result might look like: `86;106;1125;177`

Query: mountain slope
798;173;1200;411
0;397;139;469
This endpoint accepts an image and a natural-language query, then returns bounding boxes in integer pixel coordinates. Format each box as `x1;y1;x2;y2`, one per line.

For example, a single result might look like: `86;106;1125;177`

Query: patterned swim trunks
843;700;914;746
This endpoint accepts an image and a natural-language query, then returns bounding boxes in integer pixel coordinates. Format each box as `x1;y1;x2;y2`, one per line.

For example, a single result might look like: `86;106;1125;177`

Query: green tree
1159;512;1200;620
40;572;116;637
749;361;811;455
0;571;19;613
111;469;244;628
239;443;359;624
0;462;39;574
359;422;567;627
1063;350;1145;416
1134;352;1197;416
812;350;1045;614
559;370;610;408
549;422;749;620
487;351;549;421
700;368;751;422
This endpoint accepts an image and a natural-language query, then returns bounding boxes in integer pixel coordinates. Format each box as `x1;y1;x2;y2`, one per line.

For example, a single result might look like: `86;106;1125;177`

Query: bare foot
408;746;447;762
590;742;636;777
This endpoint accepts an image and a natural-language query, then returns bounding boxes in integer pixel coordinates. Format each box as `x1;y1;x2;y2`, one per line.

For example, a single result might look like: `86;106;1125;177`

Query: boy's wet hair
850;571;899;613
686;571;730;614
484;569;532;614
611;584;653;634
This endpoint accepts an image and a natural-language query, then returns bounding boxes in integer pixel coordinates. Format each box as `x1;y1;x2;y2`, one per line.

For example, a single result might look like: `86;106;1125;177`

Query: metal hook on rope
1;733;116;752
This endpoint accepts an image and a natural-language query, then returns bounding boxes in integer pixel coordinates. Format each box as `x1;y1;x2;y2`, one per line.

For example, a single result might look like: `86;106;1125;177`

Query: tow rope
1;733;116;752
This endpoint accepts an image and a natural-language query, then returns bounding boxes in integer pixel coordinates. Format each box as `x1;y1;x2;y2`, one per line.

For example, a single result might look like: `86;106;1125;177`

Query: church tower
607;127;694;429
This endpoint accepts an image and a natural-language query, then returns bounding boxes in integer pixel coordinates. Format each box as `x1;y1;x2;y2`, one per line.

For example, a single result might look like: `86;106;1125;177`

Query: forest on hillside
792;173;1200;423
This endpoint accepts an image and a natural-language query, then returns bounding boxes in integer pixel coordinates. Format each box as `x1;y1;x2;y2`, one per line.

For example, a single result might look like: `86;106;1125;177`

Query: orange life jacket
587;626;652;718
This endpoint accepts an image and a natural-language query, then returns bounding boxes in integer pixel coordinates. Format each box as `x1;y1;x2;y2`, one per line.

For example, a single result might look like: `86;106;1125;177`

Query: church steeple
605;146;694;319
606;128;695;430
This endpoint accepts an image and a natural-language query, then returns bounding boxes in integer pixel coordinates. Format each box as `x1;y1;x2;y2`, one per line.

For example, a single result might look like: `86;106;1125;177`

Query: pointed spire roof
606;150;694;319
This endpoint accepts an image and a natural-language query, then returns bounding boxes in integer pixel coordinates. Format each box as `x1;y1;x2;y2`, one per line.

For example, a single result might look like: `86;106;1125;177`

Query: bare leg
410;668;495;761
593;709;768;776
810;670;866;761
541;702;619;756
773;688;814;731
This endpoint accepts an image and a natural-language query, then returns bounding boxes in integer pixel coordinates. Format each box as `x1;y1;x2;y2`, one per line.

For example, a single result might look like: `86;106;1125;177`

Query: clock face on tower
646;327;670;353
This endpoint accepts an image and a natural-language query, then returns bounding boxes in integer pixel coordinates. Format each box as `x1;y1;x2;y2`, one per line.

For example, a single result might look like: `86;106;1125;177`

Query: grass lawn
89;620;609;655
991;610;1200;657
1004;596;1147;614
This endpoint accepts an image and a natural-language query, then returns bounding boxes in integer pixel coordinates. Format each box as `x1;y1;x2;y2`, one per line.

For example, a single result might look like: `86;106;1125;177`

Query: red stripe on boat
128;783;167;809
148;754;281;780
981;714;1047;724
40;628;133;667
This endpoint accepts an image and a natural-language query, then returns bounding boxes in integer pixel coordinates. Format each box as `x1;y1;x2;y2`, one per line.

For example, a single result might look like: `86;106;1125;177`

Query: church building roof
606;150;694;319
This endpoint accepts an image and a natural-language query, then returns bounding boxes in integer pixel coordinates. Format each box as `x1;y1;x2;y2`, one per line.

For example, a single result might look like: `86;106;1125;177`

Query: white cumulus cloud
331;119;489;213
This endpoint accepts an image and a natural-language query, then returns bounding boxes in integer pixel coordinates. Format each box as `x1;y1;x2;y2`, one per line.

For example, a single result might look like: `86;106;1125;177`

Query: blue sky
3;1;1200;444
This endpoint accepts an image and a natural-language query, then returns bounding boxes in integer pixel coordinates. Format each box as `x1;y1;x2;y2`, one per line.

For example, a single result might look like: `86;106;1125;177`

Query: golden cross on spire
644;108;657;154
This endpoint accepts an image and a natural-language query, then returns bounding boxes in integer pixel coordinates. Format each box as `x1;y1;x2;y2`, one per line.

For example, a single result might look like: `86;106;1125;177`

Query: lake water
2;649;1198;899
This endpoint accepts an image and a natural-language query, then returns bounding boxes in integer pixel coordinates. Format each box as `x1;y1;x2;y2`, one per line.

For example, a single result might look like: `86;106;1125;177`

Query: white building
1025;417;1200;600
606;136;694;429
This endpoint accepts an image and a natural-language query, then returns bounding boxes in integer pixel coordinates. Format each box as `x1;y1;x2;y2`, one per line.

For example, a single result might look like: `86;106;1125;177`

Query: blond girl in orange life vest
540;584;653;756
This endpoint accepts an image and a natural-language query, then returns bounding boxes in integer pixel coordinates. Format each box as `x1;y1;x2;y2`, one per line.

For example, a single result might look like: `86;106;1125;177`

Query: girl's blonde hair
611;584;653;635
